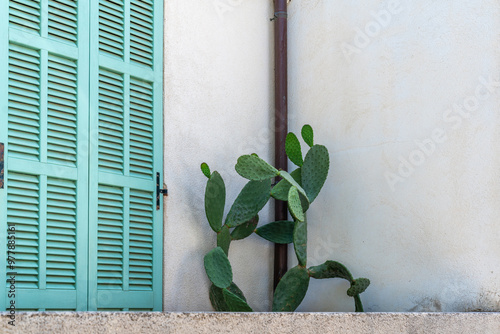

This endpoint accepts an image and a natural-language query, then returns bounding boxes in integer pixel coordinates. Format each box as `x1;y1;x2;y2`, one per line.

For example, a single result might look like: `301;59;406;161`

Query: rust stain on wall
0;143;4;189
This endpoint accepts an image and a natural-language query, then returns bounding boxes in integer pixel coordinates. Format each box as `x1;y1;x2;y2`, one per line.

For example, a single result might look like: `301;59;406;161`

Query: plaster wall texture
287;0;500;312
163;0;275;311
163;0;500;312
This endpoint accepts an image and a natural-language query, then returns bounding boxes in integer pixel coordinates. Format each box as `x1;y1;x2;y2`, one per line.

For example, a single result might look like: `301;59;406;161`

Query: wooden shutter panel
1;0;90;311
88;0;163;311
1;0;162;312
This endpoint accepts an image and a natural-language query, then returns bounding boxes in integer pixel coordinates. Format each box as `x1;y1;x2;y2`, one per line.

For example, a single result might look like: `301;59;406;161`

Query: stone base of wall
1;312;500;334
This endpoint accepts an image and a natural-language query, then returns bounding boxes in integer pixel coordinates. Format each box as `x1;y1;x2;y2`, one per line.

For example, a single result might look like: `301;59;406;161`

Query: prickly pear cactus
255;221;295;244
225;179;271;228
272;265;310;312
204;247;233;289
301;145;329;203
201;124;370;313
204;169;226;233
285;133;303;167
235;154;279;181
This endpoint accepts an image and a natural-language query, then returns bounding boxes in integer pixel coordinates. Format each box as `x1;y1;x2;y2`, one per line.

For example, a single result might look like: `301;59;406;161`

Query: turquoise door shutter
0;0;90;310
0;0;163;311
87;0;163;311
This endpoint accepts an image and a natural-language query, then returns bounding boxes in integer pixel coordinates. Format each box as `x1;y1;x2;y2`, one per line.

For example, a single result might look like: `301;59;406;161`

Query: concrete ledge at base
1;312;500;334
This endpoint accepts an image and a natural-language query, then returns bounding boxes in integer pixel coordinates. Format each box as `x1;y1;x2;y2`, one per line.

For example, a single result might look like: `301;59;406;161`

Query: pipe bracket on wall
156;172;168;210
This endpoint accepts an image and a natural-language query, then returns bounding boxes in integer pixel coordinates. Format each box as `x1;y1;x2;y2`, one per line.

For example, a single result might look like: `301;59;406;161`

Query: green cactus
301;145;329;203
231;215;259;240
347;278;371;297
308;261;369;312
308;261;353;281
223;288;253;312
255;221;295;244
288;186;305;222
235;154;279;181
271;168;302;201
278;170;309;202
217;225;231;255
209;282;247;312
201;162;211;178
201;124;370;313
293;219;307;267
225;179;271;228
354;295;364;312
204;171;226;233
285;133;303;167
272;265;310;312
204;247;233;289
301;124;314;147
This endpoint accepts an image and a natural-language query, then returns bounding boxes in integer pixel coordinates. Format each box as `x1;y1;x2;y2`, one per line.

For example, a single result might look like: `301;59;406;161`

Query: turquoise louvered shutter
0;0;163;311
87;0;163;311
0;0;90;311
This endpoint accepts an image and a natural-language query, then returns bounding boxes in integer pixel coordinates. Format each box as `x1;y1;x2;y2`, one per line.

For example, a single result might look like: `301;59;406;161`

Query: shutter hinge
0;143;4;189
156;172;168;210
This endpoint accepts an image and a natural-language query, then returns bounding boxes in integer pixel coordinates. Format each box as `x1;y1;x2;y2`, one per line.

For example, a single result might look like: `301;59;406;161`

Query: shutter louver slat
130;78;154;179
48;0;78;45
48;54;78;166
7;173;40;289
99;69;124;174
130;0;154;68
99;0;124;59
46;178;77;289
8;44;41;161
129;189;153;290
9;0;41;34
98;185;124;289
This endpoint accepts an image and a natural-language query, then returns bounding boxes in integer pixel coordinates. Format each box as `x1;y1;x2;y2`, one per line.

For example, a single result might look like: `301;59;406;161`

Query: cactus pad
204;171;226;232
235;154;279;181
255;221;295;244
271;168;302;201
230;215;259;240
288;186;305;222
301;145;329;203
209;282;247;311
225;179;271;228
293;220;307;266
209;283;228;311
286;133;303;167
217;225;231;255
272;265;310;312
204;247;233;289
223;288;253;312
347;278;370;297
354;295;364;312
301;125;314;147
278;170;309;202
201;162;211;178
308;260;353;281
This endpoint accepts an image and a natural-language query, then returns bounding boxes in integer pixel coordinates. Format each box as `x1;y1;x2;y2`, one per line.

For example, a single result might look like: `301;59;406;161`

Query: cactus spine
201;125;370;312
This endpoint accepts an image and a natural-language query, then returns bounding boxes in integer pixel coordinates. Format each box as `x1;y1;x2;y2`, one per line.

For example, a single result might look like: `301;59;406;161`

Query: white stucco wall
164;0;500;312
163;0;275;311
288;0;500;312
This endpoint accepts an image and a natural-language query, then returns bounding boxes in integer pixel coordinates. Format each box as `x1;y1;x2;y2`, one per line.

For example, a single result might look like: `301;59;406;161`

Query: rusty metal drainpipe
273;0;288;290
